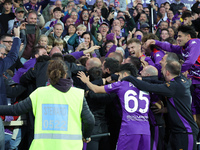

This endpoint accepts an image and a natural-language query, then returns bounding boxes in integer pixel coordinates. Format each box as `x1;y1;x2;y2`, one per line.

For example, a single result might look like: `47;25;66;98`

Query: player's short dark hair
178;25;197;38
51;53;64;60
79;57;88;67
88;67;102;81
165;61;181;76
127;56;141;71
104;57;119;74
64;54;77;63
181;11;192;19
32;46;46;58
119;63;137;77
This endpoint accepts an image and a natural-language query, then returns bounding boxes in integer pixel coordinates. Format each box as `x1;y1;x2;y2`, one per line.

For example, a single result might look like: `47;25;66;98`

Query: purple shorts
191;86;200;114
116;134;150;150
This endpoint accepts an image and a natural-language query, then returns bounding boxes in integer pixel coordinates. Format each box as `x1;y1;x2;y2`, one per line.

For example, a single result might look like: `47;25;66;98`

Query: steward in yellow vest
0;60;95;150
29;85;85;150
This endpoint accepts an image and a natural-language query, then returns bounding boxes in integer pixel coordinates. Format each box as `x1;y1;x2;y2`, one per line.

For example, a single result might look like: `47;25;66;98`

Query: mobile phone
13;21;20;28
26;24;36;34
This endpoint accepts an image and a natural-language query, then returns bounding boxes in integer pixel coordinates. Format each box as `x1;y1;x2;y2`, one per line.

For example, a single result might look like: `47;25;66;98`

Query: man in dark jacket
123;61;199;150
0;27;21;150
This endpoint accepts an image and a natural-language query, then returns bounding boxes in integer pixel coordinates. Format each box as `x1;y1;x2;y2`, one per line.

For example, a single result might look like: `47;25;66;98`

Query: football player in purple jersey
78;63;151;150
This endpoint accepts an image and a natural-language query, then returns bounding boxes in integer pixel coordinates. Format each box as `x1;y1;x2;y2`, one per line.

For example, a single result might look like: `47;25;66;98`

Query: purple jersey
155;39;200;84
150;48;165;78
104;81;150;135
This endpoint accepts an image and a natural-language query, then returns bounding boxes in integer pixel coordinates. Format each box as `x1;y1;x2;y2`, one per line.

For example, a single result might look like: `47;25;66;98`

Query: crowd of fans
0;0;200;149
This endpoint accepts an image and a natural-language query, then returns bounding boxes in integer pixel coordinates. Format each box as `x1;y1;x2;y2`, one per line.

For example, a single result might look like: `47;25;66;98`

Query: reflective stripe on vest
34;133;82;140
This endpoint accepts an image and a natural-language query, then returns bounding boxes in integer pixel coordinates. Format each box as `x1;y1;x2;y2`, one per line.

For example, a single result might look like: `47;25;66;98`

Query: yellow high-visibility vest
29;85;84;150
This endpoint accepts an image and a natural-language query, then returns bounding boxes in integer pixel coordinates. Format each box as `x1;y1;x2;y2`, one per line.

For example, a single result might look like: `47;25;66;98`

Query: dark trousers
168;133;197;150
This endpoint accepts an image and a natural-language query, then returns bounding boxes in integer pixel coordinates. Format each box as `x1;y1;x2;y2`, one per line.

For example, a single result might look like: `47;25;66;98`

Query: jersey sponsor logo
127;115;148;121
42;104;68;131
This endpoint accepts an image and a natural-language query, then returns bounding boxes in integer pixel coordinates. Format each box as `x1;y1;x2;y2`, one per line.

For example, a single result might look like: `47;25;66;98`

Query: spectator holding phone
20;11;41;63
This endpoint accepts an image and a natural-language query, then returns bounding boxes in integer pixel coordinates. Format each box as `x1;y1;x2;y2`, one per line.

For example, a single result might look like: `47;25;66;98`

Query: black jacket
20;58;86;88
86;79;116;135
122;75;198;134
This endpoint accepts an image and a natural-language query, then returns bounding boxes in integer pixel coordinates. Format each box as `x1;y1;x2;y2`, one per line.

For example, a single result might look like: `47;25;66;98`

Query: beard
139;20;147;25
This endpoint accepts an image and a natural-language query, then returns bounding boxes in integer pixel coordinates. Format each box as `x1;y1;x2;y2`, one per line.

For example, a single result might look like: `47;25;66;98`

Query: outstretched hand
77;71;90;84
83;46;100;54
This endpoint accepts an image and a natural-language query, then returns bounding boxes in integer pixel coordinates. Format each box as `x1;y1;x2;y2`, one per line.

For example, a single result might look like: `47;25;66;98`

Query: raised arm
122;76;176;97
0;97;32;116
0;28;21;74
181;40;200;72
145;39;182;54
77;71;106;93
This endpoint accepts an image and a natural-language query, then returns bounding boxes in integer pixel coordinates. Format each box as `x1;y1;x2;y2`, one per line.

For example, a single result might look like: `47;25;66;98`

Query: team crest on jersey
108;84;112;89
181;52;189;57
191;41;197;45
129;82;135;87
156;54;160;57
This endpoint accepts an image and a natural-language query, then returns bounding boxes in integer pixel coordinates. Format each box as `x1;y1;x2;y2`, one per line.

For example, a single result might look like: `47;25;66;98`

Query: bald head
49;46;62;57
85;57;102;71
108;52;123;64
140;65;158;77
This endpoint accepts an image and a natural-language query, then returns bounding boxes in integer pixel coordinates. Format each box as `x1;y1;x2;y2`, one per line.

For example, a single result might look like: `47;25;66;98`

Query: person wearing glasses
0;34;13;53
0;34;24;73
0;27;21;150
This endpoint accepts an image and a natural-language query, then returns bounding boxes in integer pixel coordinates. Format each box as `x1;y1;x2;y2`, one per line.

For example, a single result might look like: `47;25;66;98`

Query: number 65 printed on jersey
124;90;149;114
